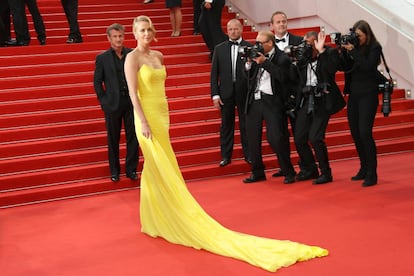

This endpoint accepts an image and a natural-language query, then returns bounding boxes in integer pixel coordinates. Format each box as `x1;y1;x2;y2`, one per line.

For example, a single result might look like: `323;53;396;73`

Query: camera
285;94;296;119
330;28;359;46
301;83;330;113
284;41;313;63
238;42;264;59
379;81;393;117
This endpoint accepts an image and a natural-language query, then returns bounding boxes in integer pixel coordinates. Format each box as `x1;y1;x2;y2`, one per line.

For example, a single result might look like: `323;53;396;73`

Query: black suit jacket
210;39;251;100
93;47;132;113
245;47;291;113
288;32;303;46
297;46;345;115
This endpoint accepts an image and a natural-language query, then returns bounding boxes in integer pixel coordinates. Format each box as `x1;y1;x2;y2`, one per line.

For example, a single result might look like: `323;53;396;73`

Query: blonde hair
258;30;276;45
133;15;157;35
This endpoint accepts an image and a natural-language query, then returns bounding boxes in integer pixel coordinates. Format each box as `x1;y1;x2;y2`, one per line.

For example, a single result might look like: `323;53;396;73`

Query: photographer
293;31;345;185
340;20;382;187
242;31;296;184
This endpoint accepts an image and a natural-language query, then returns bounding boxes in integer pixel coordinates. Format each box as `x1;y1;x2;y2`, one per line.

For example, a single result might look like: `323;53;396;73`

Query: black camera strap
380;49;393;81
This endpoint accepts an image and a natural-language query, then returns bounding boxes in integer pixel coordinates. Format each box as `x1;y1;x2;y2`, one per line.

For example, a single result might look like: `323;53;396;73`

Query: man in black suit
243;31;296;184
270;11;304;178
0;1;11;46
293;31;345;184
199;0;227;59
61;0;82;43
271;11;303;51
94;23;139;182
193;0;203;35
25;0;46;45
8;0;30;45
210;19;250;167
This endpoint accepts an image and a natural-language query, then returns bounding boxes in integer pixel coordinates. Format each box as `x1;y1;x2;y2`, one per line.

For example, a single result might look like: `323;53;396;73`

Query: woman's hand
342;43;355;52
141;120;152;139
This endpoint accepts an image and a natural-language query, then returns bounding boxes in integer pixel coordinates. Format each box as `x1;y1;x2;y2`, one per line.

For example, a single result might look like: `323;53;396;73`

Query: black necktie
230;40;239;46
275;38;286;43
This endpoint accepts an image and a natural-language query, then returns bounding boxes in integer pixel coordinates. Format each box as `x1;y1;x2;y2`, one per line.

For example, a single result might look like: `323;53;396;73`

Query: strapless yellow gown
134;64;328;272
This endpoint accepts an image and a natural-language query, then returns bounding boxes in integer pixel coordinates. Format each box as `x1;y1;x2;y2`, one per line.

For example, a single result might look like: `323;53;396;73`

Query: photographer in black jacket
293;31;345;184
339;20;382;187
242;31;296;184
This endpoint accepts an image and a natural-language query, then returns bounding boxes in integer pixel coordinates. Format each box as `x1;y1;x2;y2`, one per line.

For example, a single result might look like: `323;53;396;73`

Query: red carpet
1;151;413;276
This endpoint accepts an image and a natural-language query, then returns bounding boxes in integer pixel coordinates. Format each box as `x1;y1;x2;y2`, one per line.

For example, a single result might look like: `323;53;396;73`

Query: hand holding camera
330;28;359;50
238;42;264;60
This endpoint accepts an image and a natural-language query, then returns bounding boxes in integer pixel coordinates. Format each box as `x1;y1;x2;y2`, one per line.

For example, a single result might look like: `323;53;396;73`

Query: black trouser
61;0;81;39
198;0;226;52
193;0;202;32
294;96;331;174
0;2;11;43
220;92;248;161
104;95;139;176
8;0;30;43
347;92;378;175
25;0;45;40
246;93;295;177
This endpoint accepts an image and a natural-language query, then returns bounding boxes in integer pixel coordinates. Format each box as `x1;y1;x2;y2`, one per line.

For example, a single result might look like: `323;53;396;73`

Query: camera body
379;81;393;117
285;94;297;119
330;28;359;46
284;41;313;63
238;42;264;59
301;83;330;113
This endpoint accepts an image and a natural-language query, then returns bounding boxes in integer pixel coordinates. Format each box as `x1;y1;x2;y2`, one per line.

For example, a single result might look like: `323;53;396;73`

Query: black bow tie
229;40;240;46
275;38;286;43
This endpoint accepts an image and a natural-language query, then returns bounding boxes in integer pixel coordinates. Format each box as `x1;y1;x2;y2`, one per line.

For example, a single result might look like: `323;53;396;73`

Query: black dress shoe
296;169;319;181
5;39;17;46
66;37;83;44
283;174;296;184
313;174;333;185
16;40;30;46
272;169;284;177
351;169;366;181
362;173;377;187
219;159;231;167
111;175;120;182
243;174;266;183
244;158;252;164
143;0;153;3
126;172;138;181
39;38;46;45
362;179;377;187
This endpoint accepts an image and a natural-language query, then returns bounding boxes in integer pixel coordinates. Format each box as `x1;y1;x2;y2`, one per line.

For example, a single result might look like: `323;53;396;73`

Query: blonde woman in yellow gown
124;15;328;273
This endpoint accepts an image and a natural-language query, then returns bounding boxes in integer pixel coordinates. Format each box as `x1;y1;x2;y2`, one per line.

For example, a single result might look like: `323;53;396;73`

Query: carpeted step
0;44;209;67
0;70;211;90
0;102;218;129
0;58;210;79
0;93;213;116
0;80;211;103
